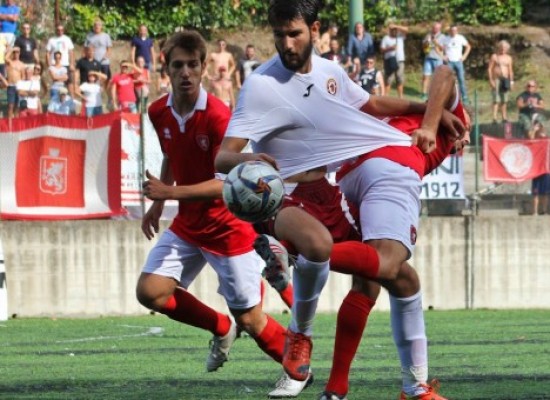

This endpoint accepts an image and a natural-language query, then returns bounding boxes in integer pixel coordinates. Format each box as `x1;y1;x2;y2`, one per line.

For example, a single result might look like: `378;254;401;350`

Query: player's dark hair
162;30;207;65
268;0;323;27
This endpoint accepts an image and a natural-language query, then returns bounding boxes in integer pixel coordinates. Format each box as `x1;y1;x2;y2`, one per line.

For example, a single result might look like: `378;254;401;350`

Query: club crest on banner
40;148;67;195
500;143;533;178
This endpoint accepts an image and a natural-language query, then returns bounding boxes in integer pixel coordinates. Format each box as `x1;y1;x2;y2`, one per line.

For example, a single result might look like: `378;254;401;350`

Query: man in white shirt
215;1;463;399
380;23;408;98
443;25;471;104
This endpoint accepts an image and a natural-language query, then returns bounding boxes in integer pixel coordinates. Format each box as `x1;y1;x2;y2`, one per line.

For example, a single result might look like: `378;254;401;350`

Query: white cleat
206;316;238;372
268;370;314;398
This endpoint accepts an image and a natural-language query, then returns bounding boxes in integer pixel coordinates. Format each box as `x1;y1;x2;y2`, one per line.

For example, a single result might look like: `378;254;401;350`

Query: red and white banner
0;113;125;220
483;135;550;182
420;154;465;199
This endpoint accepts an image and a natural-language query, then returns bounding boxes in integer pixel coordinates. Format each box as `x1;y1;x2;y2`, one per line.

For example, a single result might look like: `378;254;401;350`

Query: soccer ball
222;161;285;223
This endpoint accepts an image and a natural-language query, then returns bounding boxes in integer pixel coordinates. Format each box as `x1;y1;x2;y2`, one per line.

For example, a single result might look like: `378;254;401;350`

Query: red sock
278;282;294;308
330;241;380;279
160;287;231;337
253;315;286;363
325;290;376;396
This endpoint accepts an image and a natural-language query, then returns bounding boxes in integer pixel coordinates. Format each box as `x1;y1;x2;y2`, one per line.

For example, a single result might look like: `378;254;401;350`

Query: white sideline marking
56;326;164;343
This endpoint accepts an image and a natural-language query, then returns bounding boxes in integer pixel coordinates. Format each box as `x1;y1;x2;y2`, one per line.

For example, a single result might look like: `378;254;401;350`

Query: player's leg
208;248;313;398
273;206;332;381
136;229;237;372
321;276;380;399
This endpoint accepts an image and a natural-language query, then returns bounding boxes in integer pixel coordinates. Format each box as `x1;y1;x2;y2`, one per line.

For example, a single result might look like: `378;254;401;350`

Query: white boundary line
55;325;164;343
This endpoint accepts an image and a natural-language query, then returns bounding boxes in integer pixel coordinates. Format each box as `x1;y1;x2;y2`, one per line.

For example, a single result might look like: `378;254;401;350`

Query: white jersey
225;54;411;178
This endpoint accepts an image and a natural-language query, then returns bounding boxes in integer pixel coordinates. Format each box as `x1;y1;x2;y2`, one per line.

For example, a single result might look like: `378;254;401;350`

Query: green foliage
65;0;523;42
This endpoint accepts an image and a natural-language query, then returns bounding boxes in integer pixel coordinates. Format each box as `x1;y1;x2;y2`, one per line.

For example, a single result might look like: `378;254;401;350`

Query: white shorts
338;158;421;257
142;229;264;310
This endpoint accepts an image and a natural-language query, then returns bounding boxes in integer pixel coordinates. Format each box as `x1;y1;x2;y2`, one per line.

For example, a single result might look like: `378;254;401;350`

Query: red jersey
112;73;136;103
337;101;467;180
148;90;257;256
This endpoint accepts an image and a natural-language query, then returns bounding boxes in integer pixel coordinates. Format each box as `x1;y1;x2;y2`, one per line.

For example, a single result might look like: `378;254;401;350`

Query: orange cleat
399;380;448;400
282;329;312;381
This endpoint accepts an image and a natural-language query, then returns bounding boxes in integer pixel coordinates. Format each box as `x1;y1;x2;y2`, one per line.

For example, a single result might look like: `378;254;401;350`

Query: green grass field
1;310;549;399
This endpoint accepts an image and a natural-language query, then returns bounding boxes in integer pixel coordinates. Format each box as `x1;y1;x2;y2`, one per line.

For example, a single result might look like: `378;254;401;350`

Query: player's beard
278;40;313;71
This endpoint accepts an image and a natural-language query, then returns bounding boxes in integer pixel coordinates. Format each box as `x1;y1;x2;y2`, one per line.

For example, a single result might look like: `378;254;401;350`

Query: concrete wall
1;216;549;318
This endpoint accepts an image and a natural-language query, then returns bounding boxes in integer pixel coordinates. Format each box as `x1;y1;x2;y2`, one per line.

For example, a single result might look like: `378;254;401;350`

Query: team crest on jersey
196;134;210;151
326;78;337;95
40;148;67;195
163;128;172;140
410;225;417;245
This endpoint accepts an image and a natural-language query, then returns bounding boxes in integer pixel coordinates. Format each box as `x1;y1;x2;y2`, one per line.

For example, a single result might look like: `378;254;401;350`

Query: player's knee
299;229;332;262
135;275;173;311
232;305;266;337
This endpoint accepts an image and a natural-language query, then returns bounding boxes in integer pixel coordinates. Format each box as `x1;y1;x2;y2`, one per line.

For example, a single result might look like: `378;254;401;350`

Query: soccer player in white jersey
215;1;464;399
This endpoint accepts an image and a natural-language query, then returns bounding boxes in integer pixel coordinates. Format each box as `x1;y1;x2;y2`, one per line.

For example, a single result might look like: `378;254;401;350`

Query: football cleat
206;316;237;372
282;329;312;381
254;234;293;292
268;370;314;398
399;379;448;400
318;391;348;400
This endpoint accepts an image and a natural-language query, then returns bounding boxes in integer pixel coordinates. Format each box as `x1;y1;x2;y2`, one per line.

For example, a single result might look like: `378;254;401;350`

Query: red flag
483;135;550;182
0;113;126;220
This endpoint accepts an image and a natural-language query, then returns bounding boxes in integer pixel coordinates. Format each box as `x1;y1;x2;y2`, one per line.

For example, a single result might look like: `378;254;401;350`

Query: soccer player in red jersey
135;30;311;398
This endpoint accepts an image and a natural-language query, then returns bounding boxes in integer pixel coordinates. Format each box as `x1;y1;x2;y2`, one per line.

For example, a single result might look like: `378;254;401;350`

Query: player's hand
441;110;467;141
141;201;164;240
254;153;279;171
411;128;437;153
143;170;173;200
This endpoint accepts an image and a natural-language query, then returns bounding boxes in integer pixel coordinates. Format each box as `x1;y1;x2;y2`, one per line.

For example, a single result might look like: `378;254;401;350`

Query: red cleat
282;329;312;381
399;379;448;400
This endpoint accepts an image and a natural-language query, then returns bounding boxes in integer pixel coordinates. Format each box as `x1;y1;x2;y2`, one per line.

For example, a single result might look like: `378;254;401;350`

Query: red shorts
255;177;361;243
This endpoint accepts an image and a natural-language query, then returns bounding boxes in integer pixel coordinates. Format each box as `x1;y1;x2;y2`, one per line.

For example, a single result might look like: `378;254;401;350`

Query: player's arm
143;169;223;202
141;155;172;240
215;137;277;173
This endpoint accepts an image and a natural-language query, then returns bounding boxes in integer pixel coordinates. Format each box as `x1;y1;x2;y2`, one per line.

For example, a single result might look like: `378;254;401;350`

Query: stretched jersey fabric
225;54;411;179
148;88;257;256
337;92;467;180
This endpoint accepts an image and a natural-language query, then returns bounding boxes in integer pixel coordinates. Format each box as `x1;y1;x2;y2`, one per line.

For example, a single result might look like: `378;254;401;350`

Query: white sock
288;254;330;336
390;291;429;396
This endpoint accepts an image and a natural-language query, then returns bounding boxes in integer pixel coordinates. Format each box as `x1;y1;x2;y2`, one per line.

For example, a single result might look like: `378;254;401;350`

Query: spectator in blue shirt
346;22;374;66
48;87;76;115
130;24;156;72
0;0;20;46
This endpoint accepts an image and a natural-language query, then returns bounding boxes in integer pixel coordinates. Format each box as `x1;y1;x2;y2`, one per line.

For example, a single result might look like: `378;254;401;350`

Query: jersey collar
167;86;207;133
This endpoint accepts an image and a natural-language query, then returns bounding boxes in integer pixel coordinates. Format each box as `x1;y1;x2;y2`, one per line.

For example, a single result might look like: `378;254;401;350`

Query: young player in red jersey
136;30;311;398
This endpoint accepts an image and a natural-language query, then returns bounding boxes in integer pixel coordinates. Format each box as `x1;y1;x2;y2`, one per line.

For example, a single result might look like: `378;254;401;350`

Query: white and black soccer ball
222;161;285;223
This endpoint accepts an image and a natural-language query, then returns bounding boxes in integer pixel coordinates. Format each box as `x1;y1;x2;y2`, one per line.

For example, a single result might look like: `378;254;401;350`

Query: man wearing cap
5;46;25;117
48;87;76;115
109;60;138;113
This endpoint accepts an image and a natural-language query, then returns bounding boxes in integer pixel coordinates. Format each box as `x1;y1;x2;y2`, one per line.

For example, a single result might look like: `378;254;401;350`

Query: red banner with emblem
483;135;550;182
0;113;125;220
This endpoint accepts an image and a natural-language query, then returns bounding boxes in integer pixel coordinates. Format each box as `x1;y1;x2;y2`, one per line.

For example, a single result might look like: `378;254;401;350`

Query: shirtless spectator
209;65;235;111
5;46;25;118
205;39;236;80
488;40;514;123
